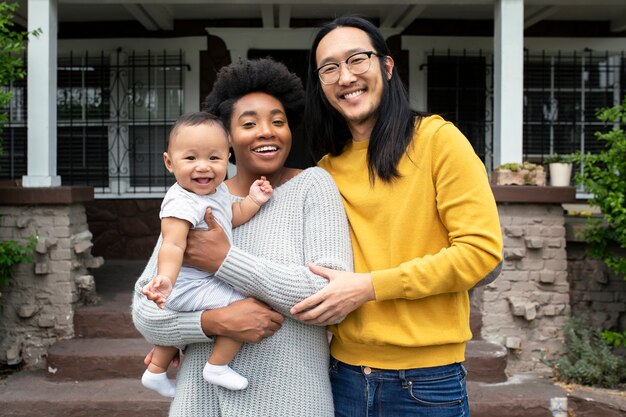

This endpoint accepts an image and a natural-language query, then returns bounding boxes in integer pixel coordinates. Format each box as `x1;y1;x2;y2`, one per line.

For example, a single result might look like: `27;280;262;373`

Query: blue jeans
329;359;469;417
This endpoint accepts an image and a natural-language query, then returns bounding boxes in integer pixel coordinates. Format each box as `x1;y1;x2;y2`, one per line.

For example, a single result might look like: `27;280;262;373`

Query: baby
141;111;272;396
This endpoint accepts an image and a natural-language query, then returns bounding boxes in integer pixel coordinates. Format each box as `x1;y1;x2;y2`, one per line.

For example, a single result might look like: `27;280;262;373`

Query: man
291;16;503;416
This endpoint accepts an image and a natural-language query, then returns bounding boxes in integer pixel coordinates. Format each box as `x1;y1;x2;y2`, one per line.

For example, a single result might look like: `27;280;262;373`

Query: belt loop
399;370;408;388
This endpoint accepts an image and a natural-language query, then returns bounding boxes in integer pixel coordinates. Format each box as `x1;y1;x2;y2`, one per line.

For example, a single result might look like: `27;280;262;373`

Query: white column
402;37;428;113
493;0;524;167
23;0;61;187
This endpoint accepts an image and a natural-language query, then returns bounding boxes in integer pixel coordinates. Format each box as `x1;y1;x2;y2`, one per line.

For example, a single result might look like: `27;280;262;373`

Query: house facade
1;0;625;373
2;0;625;196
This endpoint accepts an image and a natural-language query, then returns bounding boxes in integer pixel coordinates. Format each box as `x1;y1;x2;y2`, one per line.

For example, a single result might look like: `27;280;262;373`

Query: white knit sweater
132;167;353;417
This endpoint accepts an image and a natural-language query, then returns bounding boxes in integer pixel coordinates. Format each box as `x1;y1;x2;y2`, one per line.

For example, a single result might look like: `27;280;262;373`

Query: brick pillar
0;186;102;368
484;186;576;374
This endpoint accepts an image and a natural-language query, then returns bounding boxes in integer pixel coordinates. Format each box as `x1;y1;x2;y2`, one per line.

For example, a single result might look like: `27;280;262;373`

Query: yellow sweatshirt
318;115;503;369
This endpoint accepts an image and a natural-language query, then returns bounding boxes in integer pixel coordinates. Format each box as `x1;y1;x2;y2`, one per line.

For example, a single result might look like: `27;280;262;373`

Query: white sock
203;362;248;390
141;369;176;397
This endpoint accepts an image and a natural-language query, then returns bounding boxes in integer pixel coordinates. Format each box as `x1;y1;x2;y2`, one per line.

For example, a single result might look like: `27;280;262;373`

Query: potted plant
491;161;546;186
545;154;575;187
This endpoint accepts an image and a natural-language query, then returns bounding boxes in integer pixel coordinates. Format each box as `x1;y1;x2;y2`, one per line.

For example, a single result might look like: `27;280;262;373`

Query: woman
132;58;353;416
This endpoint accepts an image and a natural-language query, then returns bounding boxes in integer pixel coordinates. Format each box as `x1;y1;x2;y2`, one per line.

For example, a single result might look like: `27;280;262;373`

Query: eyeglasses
315;51;385;85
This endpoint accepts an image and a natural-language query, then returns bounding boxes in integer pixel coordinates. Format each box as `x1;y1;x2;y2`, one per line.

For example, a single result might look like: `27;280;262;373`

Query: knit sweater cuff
177;310;212;343
216;246;256;290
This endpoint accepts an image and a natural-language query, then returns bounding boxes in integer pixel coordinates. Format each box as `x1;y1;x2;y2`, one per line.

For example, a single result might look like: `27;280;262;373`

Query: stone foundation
481;186;576;375
0;187;102;369
8;184;612;376
566;218;626;331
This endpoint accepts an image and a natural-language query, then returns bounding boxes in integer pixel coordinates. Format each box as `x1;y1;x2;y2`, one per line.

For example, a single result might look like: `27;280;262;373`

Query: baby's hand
142;275;173;309
249;176;273;206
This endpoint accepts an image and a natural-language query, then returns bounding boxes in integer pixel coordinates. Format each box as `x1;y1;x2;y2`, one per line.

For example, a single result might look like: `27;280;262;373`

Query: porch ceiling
13;0;626;34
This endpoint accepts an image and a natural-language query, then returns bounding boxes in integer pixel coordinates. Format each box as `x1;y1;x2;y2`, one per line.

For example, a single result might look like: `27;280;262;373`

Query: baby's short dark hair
168;111;228;150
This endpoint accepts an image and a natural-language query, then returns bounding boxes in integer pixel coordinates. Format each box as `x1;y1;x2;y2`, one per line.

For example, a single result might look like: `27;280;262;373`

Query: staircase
0;261;170;417
0;260;567;417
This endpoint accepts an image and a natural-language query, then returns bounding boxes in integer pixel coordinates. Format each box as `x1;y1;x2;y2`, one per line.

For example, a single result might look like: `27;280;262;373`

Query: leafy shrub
602;330;626;349
0;236;36;287
574;96;626;276
546;315;626;388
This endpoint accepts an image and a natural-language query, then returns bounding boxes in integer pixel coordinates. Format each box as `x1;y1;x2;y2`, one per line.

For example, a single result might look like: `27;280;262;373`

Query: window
426;52;494;168
1;49;185;196
523;51;625;161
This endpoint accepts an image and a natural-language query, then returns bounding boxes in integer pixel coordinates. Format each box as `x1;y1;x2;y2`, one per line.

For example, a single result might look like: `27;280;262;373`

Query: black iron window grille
1;48;185;196
425;50;494;170
523;50;625;161
424;48;624;171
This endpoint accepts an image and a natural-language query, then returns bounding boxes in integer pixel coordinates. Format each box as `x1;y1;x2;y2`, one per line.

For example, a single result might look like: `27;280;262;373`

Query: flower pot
549;163;573;187
491;168;546;186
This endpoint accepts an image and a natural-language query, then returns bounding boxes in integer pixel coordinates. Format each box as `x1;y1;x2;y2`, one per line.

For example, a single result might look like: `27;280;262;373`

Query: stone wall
481;204;570;374
85;199;160;259
0;188;102;369
567;240;626;332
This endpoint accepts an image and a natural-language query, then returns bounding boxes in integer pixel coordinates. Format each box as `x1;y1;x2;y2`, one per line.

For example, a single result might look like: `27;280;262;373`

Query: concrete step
74;293;141;339
465;340;508;383
0;371;566;417
47;338;153;381
469;373;568;417
0;371;169;417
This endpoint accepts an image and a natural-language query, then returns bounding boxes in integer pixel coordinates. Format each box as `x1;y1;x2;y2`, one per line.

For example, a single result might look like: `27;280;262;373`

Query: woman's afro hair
202;58;305;131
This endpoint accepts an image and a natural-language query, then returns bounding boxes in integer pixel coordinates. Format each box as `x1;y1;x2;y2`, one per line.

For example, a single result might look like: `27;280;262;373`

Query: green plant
0;5;39;290
496;161;543;172
602;330;626;349
0;235;36;287
574;96;626;276
0;3;38;150
544;153;577;164
544;315;626;388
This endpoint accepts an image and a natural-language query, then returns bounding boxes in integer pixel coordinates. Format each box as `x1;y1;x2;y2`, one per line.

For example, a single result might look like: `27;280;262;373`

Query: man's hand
184;208;230;272
142;275;173;309
290;264;375;326
202;298;284;343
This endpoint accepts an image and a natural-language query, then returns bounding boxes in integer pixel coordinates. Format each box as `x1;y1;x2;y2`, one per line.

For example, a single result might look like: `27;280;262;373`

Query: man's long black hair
304;15;418;183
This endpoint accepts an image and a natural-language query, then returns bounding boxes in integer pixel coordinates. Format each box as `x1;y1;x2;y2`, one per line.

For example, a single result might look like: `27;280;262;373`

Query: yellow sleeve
371;123;503;301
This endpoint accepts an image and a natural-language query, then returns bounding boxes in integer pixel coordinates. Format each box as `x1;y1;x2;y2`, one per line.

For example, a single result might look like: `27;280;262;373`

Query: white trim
58;37;205;114
610;11;626;33
278;5;291;28
260;4;274;28
24;0;61;187
123;4;158;31
524;5;559;29
493;0;524;167
381;6;410;28
395;5;428;30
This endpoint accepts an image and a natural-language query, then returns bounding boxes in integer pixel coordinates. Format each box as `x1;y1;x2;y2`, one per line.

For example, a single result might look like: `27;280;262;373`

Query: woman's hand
202;298;284;343
290;264;376;326
144;347;181;368
184;208;231;272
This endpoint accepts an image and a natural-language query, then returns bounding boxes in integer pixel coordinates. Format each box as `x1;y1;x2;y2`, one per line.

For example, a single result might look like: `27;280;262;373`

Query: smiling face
163;121;230;196
315;26;394;137
229;92;292;177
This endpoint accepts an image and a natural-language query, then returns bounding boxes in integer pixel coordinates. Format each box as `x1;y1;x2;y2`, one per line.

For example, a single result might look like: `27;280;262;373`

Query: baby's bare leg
209;336;243;365
203;336;248;390
142;345;178;397
149;345;179;372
